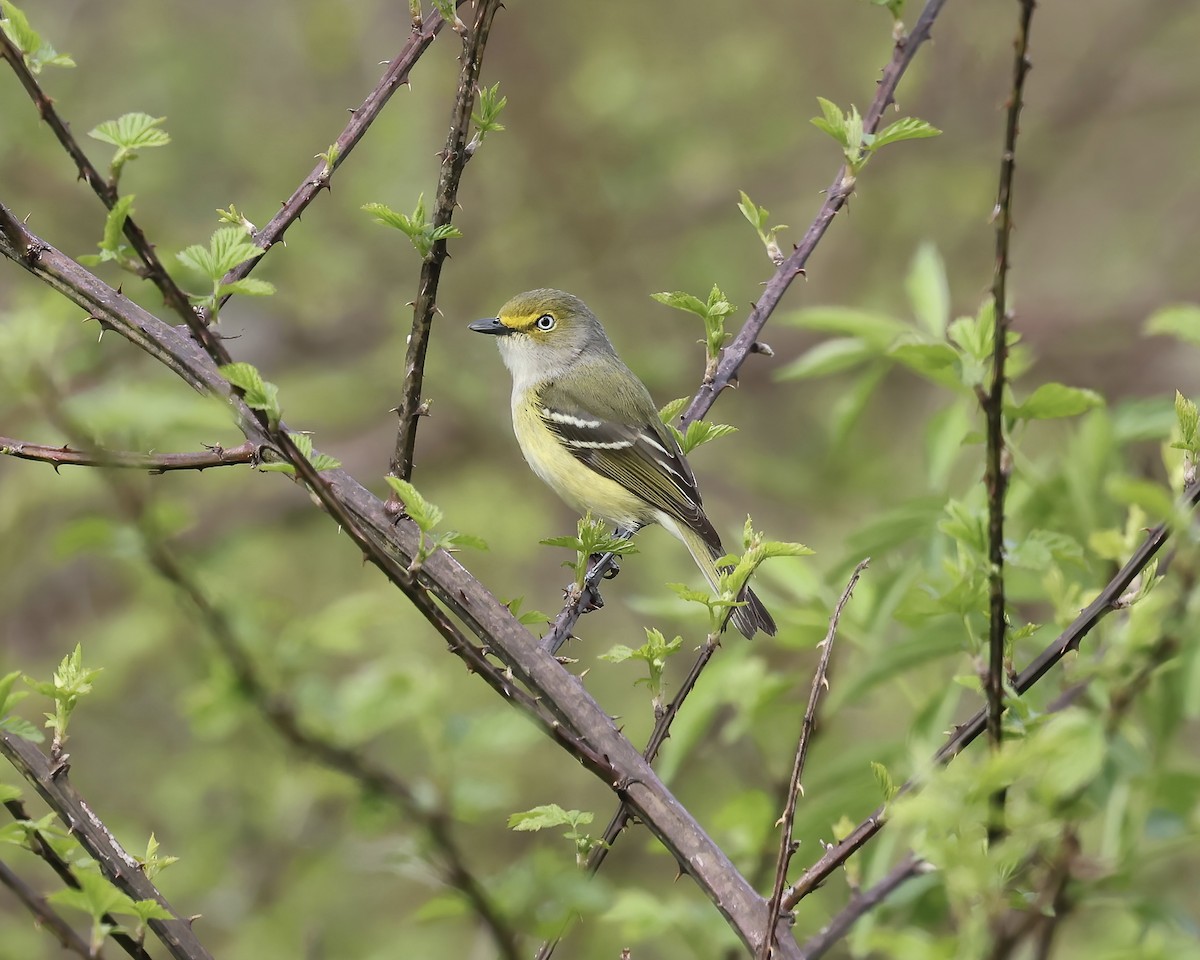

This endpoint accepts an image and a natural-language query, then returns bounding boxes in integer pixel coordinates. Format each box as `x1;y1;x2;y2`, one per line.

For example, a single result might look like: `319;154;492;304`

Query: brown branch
0;733;214;960
0;204;803;960
982;0;1038;845
389;0;503;484
210;3;467;314
0;28;225;363
782;477;1200;909
799;854;926;959
0;436;257;472
546;0;951;649
3;799;152;960
535;624;728;960
0;856;104;959
758;560;867;960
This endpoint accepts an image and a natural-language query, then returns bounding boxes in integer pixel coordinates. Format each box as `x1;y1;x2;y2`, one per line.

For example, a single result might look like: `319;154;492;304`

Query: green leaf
650;291;708;318
1144;303;1200;346
0;670;23;715
362;196;458;258
88;112;170;153
676;419;737;455
218;277;275;298
871;761;900;802
782;306;906;349
889;341;961;387
385;476;444;533
777;337;876;380
905;243;949;337
471;81;507;139
1174;390;1199;452
811;97;848;147
870;117;941;151
657;397;688;423
0;1;75;72
97;194;135;259
178;228;262;284
219;362;281;425
1010;383;1104;420
507;804;592;832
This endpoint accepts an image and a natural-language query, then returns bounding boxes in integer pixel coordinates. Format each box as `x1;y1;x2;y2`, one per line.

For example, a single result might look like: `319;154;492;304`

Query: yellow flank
512;389;650;528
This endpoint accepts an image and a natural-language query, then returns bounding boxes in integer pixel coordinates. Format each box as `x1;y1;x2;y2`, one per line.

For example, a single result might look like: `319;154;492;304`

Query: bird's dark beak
468;317;512;336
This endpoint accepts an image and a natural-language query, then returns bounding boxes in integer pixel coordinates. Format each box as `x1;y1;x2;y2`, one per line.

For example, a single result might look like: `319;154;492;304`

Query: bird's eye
535;314;556;331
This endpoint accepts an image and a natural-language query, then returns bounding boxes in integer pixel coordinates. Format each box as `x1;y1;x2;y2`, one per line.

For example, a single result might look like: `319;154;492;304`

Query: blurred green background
2;0;1200;957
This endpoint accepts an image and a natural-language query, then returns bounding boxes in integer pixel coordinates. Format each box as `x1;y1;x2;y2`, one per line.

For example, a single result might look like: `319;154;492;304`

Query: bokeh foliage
2;1;1200;958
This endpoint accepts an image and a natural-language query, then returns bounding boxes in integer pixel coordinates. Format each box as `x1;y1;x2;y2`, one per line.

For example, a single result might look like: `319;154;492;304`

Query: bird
469;288;776;639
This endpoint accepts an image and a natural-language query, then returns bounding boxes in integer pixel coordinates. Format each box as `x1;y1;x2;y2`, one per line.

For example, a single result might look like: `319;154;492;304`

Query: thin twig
982;0;1037;845
0;436;257;472
0;733;214;960
782;478;1200;909
546;0;951;648
758;560;868;960
0;857;103;959
389;0;503;484
210;3;468;314
3;799;152;960
0;29;224;362
799;854;926;959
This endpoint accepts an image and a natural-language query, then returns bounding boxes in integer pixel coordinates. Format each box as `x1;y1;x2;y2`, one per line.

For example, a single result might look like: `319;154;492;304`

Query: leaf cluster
0;0;74;72
508;804;604;866
540;514;638;590
363;194;463;259
87;112;170;186
652;285;737;377
810;97;939;179
178;226;274;317
386;476;487;569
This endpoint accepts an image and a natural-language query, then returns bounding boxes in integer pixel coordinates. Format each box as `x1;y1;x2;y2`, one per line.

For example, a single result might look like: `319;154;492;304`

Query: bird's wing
538;369;722;554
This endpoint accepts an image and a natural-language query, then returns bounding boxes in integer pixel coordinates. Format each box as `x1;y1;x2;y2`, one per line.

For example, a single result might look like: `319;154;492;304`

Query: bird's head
470;289;614;387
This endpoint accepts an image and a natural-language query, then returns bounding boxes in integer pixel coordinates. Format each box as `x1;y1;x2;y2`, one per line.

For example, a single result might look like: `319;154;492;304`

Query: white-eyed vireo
469;288;776;638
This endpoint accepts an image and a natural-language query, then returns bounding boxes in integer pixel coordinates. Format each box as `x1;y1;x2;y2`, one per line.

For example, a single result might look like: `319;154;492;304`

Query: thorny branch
0;856;105;959
390;0;504;485
981;0;1038;844
0;733;215;960
3;797;153;960
758;560;868;960
799;854;926;959
0;436;257;472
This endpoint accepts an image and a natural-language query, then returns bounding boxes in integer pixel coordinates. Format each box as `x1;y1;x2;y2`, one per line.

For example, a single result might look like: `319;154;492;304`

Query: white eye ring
535;314;556;331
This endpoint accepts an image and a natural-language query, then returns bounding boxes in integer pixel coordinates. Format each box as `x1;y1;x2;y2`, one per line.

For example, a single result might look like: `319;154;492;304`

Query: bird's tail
675;522;777;639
